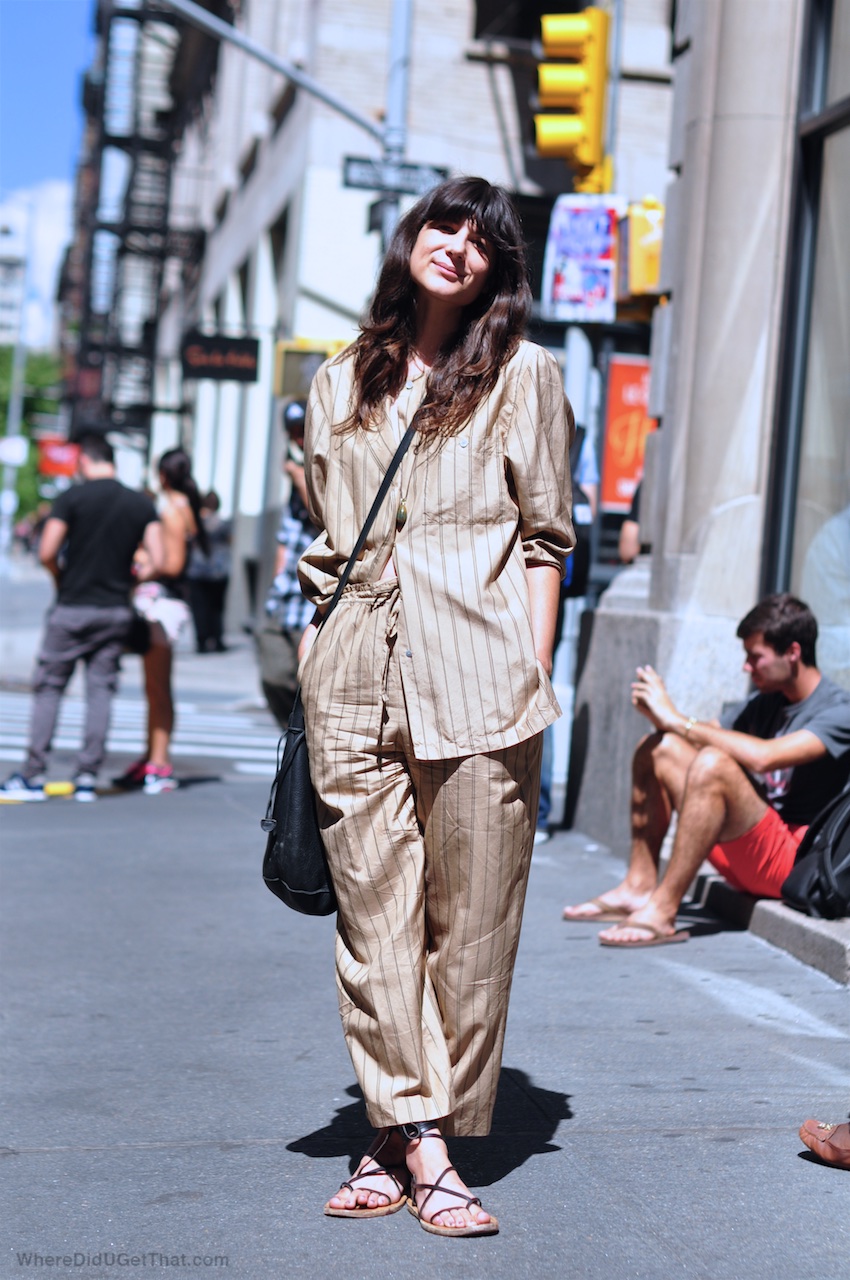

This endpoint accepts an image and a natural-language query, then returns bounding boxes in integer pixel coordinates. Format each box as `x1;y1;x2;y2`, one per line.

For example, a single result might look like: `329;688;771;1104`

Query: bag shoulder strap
316;423;416;633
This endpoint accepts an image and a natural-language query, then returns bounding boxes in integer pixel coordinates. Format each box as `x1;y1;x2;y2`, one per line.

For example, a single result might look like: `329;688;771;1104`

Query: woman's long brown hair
341;177;533;438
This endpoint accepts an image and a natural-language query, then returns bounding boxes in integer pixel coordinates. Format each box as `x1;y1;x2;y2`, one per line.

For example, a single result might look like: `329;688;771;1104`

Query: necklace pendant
396;498;408;529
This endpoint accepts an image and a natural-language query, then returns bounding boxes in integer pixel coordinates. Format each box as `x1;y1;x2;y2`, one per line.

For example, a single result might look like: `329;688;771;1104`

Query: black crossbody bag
261;425;416;915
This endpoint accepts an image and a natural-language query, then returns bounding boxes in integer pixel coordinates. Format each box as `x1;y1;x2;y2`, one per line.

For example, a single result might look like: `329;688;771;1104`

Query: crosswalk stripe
0;691;281;777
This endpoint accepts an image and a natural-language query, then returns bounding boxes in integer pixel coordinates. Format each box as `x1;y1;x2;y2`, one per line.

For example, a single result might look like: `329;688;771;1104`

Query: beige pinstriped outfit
298;340;575;1136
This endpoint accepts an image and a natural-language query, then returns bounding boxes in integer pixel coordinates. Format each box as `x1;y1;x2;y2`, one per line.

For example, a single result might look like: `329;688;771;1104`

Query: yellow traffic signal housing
534;9;609;172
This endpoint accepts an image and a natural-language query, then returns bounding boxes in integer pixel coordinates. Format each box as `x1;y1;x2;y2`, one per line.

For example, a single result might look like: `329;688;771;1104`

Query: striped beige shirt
298;339;576;759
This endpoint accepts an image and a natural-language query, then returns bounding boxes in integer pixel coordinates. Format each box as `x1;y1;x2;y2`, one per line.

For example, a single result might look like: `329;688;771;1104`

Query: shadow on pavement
288;1067;572;1187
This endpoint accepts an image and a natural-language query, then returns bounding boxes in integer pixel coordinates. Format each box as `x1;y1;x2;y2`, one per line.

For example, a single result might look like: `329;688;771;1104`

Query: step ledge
689;870;850;985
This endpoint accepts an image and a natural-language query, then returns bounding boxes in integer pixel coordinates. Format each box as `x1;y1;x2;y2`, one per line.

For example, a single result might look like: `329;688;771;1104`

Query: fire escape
60;0;232;444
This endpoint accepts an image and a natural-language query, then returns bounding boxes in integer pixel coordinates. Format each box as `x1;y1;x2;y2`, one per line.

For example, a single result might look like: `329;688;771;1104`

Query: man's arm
38;517;68;585
631;664;828;773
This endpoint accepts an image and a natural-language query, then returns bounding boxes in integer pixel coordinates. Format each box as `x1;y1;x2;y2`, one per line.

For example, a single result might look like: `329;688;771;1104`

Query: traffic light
534;9;610;188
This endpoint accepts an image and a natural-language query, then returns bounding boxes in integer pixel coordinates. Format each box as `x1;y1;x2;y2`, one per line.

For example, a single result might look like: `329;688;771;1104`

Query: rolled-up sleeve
505;346;576;576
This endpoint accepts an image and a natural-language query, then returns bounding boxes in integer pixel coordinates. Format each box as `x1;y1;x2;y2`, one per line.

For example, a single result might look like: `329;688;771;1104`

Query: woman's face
409;217;492;310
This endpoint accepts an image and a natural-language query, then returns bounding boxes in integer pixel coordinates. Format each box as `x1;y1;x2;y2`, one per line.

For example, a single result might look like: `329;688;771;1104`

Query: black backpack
781;784;850;919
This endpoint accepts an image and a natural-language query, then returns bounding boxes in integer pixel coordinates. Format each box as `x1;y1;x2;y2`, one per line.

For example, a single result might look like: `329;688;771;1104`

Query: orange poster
600;355;657;513
37;438;80;478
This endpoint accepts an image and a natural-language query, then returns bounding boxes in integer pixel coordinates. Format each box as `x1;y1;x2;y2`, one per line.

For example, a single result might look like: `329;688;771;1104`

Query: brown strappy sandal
323;1132;410;1219
400;1121;499;1237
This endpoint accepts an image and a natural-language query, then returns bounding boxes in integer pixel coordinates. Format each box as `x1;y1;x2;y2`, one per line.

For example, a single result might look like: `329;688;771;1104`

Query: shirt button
405;649;412;657
459;438;468;448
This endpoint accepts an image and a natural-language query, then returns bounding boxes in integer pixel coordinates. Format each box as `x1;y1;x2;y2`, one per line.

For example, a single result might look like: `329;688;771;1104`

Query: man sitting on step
562;594;850;947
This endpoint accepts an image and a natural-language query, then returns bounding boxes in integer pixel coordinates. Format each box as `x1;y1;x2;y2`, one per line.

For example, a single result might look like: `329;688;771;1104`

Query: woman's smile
410;218;491;306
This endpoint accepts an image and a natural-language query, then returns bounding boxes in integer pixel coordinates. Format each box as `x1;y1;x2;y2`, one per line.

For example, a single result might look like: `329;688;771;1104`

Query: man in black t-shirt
562;594;850;945
1;435;162;802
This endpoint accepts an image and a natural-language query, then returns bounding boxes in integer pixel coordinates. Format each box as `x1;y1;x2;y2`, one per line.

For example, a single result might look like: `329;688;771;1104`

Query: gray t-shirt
721;676;850;825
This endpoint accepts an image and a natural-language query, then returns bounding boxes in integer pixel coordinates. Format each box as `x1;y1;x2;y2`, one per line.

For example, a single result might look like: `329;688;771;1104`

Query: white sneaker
0;773;46;801
143;765;178;795
533;828;551;846
74;772;97;802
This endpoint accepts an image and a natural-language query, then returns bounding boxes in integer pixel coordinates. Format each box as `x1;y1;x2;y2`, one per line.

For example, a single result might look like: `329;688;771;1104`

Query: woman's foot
324;1129;410;1217
403;1123;497;1235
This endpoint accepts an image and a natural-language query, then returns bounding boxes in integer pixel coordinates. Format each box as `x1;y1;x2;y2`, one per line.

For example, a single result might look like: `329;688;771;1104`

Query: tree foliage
0;347;63;518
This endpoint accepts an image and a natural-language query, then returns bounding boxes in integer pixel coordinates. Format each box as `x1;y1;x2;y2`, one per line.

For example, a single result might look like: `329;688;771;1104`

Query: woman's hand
298;621;319;664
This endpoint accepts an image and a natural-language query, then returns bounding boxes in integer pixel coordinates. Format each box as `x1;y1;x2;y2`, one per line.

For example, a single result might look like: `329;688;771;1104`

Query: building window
764;0;850;689
827;0;850;101
790;125;850;680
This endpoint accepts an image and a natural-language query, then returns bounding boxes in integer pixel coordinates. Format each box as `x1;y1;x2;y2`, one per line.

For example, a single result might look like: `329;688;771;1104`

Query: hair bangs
419;179;518;256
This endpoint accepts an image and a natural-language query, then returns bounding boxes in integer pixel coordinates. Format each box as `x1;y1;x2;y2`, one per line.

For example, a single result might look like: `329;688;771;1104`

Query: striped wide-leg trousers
300;580;542;1137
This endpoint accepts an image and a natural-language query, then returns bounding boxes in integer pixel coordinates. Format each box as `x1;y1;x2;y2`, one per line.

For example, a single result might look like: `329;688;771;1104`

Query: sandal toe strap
415;1166;482;1218
344;1163;406;1199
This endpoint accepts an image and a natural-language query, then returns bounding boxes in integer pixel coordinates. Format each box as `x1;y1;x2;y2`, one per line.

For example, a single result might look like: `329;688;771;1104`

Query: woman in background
118;448;208;794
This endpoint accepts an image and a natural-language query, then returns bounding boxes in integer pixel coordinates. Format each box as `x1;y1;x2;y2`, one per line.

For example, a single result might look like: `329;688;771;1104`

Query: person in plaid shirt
257;400;318;729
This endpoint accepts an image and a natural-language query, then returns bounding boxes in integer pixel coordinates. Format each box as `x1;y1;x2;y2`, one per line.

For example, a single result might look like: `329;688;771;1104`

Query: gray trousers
26;603;133;777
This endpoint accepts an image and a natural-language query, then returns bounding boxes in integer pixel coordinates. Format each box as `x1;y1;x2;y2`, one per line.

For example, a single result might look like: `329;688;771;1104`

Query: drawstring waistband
341;577;399;601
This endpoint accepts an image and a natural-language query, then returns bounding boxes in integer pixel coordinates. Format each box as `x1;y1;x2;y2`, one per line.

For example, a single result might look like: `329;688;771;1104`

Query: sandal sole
407;1202;499;1236
324;1195;408;1218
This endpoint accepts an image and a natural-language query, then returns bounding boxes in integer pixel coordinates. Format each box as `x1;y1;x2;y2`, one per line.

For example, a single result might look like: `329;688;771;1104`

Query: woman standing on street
119;448;207;794
297;177;574;1236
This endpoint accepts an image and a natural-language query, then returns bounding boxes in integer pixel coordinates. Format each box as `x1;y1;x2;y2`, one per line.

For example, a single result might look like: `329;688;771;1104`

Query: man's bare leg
563;732;697;920
598;746;768;942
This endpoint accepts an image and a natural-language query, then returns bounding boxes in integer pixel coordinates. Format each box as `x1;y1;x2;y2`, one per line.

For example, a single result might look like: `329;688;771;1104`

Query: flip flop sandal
598;922;690;948
407;1168;499;1237
562;896;632;924
323;1156;410;1218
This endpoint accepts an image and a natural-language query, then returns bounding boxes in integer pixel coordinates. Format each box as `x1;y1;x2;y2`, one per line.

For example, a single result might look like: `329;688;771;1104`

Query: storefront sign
600;355;657;513
37;438;80;478
541;194;626;323
180;332;260;382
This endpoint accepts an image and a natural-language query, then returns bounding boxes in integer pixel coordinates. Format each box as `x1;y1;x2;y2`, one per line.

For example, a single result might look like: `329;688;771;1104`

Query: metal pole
159;0;385;143
380;0;414;252
605;0;624;175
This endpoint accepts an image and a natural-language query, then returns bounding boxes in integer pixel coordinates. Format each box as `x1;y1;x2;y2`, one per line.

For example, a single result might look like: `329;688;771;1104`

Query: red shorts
707;807;808;898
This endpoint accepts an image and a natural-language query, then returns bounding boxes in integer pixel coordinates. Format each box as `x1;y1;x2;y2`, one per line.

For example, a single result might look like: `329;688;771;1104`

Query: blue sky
0;0;95;197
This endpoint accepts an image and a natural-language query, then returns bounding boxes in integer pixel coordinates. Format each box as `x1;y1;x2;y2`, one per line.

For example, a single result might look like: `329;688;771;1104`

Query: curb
689;870;850;986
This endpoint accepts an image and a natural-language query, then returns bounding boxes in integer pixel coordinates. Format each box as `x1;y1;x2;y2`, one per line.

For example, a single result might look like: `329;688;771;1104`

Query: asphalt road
1;555;848;1277
2;777;848;1280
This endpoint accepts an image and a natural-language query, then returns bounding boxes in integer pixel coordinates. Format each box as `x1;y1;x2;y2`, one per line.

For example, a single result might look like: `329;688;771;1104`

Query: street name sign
343;156;448;196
